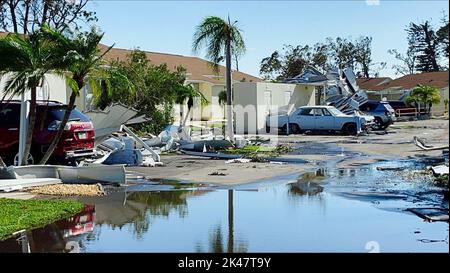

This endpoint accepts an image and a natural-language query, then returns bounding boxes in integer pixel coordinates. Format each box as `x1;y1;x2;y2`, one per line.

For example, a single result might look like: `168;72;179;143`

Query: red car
0;100;95;165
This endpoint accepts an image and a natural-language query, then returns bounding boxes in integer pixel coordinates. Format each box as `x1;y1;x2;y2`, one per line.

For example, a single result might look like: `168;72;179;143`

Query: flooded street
1;159;448;253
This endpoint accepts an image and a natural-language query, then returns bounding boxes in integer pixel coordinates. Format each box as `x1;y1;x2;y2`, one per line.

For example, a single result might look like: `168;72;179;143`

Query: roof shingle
356;77;392;91
99;44;262;85
381;71;449;90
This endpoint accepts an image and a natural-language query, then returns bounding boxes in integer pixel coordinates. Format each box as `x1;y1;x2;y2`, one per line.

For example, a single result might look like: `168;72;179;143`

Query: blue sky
86;1;449;78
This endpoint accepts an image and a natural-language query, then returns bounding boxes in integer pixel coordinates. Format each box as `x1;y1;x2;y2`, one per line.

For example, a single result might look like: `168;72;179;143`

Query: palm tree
406;90;422;117
39;27;133;164
218;90;227;137
174;84;208;127
0;29;65;165
192;16;246;142
406;84;441;117
419;85;441;115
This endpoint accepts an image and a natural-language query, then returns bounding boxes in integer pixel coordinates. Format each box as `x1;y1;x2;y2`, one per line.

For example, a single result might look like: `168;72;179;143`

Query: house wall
211;85;225;120
0;73;70;104
234;82;258;134
234;82;315;134
366;90;406;101
432;87;449;116
180;82;227;124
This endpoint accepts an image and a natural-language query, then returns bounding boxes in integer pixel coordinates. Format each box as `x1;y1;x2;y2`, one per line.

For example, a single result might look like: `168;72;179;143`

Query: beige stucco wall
179;82;228;124
234;82;258;134
432;87;449;116
0;73;70;104
234;82;315;134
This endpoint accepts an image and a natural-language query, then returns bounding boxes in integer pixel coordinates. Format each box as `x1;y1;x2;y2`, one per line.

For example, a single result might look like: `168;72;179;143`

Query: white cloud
366;0;380;6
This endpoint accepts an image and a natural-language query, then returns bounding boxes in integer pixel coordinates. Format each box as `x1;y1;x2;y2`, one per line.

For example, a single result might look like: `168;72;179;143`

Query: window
313;108;324;116
0;105;20;127
299;108;313;116
322;109;332;116
327;107;343;116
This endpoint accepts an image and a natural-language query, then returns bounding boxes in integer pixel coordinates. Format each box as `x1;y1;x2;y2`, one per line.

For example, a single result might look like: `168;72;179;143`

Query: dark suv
360;101;396;130
0;100;95;165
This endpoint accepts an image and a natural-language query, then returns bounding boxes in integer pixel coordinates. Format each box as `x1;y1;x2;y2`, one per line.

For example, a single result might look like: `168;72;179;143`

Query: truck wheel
343;123;357;135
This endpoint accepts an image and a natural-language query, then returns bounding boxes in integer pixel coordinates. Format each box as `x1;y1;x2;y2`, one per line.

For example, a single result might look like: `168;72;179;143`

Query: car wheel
289;123;301;134
343;123;357;135
13;152;35;166
373;117;384;130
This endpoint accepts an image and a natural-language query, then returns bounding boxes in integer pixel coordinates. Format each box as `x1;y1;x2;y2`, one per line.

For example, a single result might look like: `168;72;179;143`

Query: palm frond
192;15;246;72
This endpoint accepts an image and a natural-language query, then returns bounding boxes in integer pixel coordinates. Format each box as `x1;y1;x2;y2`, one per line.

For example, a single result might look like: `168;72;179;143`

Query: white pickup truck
265;105;372;135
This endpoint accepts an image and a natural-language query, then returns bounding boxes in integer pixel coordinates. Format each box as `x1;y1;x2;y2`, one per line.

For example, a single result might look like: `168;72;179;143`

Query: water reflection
288;171;325;196
82;190;211;240
0;205;95;253
0;161;448;252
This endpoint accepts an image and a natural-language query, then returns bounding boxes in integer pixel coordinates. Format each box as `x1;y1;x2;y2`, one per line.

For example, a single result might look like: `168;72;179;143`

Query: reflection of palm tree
205;190;247;253
227;189;234;253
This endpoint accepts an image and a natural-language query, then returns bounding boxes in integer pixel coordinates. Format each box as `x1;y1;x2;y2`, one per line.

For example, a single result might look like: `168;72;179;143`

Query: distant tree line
260;13;449;80
259;36;377;81
389;15;449;75
0;0;97;34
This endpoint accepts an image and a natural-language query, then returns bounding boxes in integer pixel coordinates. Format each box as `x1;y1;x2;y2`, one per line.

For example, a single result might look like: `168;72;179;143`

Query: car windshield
38;106;91;122
327;107;343;116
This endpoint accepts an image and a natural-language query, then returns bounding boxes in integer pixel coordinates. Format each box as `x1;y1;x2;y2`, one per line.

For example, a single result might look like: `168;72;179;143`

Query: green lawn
0;198;84;240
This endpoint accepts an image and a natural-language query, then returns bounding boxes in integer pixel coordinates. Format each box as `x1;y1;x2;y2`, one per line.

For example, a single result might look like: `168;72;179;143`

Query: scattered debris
406;208;449;222
376;166;406;171
25;183;105;196
269;161;285;165
430;165;449;176
225;158;251;164
413;136;449;151
0;177;61;192
208;172;227;176
7;164;126;184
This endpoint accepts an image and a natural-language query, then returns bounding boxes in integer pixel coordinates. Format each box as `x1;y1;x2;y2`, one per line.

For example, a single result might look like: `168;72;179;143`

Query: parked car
0;100;95;165
265;105;371;135
359;101;396;130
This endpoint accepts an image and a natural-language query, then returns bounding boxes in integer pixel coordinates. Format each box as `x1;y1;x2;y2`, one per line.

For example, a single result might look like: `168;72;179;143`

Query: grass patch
222;145;293;160
0;198;84;240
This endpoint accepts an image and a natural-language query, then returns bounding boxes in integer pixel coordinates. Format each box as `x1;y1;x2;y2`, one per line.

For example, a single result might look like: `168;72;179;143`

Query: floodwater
0;160;448;253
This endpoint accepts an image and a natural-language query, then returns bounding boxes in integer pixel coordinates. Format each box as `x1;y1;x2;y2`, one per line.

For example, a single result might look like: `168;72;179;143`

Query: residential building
234;82;315;133
378;72;448;116
356;77;393;100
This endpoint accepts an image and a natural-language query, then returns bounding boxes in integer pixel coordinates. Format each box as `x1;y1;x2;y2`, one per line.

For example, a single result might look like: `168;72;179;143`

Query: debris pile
285;66;369;115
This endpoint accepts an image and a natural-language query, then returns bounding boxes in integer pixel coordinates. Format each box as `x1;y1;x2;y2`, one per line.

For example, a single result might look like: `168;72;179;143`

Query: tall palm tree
0;29;65;165
39;26;132;164
174;84;208;127
192;16;246;142
218;90;227;137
